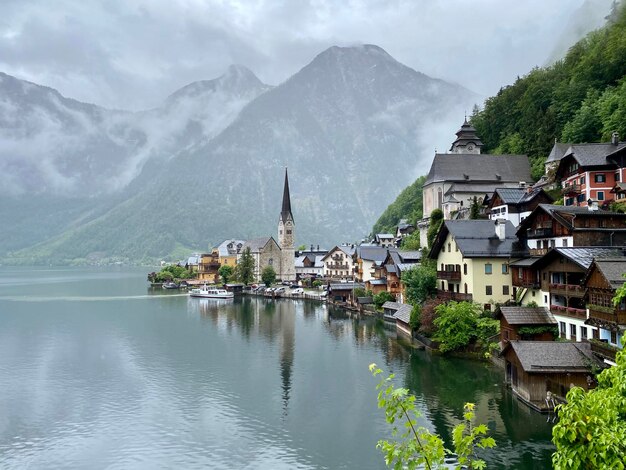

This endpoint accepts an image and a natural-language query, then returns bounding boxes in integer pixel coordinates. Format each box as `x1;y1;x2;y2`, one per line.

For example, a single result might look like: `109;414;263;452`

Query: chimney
317;244;320;251
495;219;506;241
612;131;619;145
310;244;314;251
588;200;599;211
518;181;527;189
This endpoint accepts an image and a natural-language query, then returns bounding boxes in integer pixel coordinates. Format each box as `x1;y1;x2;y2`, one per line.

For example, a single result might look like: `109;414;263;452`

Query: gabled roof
321;245;356;261
489;187;552;206
242;236;277;252
216;239;246;257
545;142;572;164
329;282;364;291
585;258;626;289
504;341;597;374
495;306;557;325
516;204;626;235
533;247;626;271
429;220;525;259
356;245;388;262
561;142;626;167
425;154;531;186
382;301;402;311
393;304;413;324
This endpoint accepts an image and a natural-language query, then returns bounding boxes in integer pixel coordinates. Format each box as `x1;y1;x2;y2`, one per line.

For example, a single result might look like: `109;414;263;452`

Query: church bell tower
278;168;296;281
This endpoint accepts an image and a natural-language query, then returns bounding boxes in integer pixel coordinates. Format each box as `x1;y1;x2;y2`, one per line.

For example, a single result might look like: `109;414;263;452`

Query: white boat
189;286;234;299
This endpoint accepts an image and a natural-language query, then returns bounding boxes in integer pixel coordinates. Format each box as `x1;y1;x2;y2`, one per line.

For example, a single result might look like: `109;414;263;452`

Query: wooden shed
495;306;558;346
501;341;600;411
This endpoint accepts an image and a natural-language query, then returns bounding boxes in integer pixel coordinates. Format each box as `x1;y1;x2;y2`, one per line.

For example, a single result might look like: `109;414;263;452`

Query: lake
0;267;554;469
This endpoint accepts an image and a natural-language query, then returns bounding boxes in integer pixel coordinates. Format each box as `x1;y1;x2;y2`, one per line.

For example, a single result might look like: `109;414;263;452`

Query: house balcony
561;184;581;195
437;270;461;281
529;248;549;256
588;305;626;325
528;228;553;238
437;290;473;302
550;304;586;319
512;278;540;289
326;263;349;270
590;339;619;362
549;283;585;298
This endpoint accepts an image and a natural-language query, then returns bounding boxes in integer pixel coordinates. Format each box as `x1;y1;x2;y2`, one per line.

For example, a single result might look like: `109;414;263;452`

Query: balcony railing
529;248;549;256
326;263;349;270
561;184;581;195
528;228;553;238
549;283;585;298
588;305;626;325
437;290;473;302
512;278;540;289
590;339;619;362
550;304;586;319
437;270;461;281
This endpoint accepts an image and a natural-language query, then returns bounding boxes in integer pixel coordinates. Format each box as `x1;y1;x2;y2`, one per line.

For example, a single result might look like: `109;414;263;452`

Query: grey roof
357;296;374;304
393;304;412;324
425;153;531;186
507;341;597;374
432;220;523;258
356;245;389;262
376;233;394;239
445;182;515;195
592;258;626;289
329;282;364;291
509;257;541;267
563;142;626;167
382;301;402;311
545;142;571;163
216;239;245;257
242;237;273;252
295;255;307;268
517;204;626;235
398;251;422;262
491;187;545;205
536;247;626;271
187;255;199;265
496;307;557;325
369;279;388;285
322;245;356;260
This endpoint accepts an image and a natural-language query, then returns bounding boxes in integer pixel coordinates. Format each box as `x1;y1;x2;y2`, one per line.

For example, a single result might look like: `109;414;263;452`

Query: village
152;119;626;414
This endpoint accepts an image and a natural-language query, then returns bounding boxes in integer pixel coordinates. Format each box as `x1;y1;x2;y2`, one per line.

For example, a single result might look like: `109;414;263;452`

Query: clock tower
278;168;296;281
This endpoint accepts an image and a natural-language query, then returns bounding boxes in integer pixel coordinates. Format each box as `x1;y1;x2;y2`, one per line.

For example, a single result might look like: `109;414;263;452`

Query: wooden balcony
590;339;619;362
549;283;585;298
588;305;626;325
512;278;540;289
437;270;461;281
437;290;473;302
528;228;553;238
529;248;549;256
327;263;349;270
550;304;586;319
561;184;581;195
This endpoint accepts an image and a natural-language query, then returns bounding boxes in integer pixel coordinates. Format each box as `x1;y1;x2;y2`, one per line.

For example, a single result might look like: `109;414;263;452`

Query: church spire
280;168;293;222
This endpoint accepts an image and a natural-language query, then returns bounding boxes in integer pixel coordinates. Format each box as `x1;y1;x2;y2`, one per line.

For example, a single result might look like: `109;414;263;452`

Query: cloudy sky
0;0;612;110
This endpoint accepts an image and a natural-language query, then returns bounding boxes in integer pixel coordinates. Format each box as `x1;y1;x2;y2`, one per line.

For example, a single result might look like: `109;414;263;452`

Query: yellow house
429;219;524;310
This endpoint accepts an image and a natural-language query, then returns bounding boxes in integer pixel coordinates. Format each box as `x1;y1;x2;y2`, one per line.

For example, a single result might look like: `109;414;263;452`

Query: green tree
218;265;233;284
400;231;421;250
297;244;307;251
402;264;437;306
614;274;626;307
261;265;276;287
235;247;255;285
433;301;483;353
552;338;626;469
469;196;480;220
370;364;495;469
373;291;396;309
427;209;444;249
373;176;426;234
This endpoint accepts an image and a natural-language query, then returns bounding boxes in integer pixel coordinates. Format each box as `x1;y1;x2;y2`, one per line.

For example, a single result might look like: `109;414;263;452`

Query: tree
369;364;495;469
297;244;307;251
402;264;437;306
427;209;444;249
261;265;276;287
373;291;396;309
235;247;255;285
613;274;626;307
552;339;626;469
433;301;483;353
218;265;233;284
400;231;421;250
469;196;480;220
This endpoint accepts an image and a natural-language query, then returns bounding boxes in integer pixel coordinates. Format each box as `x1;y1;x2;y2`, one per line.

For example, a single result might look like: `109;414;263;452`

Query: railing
550;304;586;319
590;339;619;362
549;283;585;298
326;263;349;270
437;290;473;302
561;184;581;195
437;270;461;281
588;305;626;324
529;248;549;256
512;278;540;289
529;228;553;238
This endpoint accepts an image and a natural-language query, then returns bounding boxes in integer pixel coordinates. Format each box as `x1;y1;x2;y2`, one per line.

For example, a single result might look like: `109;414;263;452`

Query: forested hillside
472;3;626;181
372;3;626;234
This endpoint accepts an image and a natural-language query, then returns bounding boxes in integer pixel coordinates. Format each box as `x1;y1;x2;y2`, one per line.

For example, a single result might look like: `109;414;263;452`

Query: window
595;173;606;183
544;295;548;304
550;239;556;248
503;285;509;295
581;327;588;340
486;285;492;295
464;283;468;294
456;243;459;252
611;330;617;344
560;322;566;337
593;328;599;339
570;324;577;340
286;230;292;235
577;193;585;203
463;264;467;275
268;258;273;265
563;239;568;247
448;242;451;252
580;175;586;185
501;263;509;274
484;304;491;311
442;245;445;253
485;263;492;275
597;191;605;201
565;197;573;206
616;172;621;182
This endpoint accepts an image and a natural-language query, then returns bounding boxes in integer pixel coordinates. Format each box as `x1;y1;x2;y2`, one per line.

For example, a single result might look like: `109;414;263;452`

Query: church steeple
449;118;483;154
280;168;294;223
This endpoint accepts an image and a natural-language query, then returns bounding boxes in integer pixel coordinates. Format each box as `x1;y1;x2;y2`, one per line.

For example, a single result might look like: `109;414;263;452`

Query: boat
162;281;180;289
189;285;234;299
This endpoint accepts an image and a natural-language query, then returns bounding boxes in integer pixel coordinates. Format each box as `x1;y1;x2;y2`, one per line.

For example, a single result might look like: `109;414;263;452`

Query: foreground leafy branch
369;364;495;469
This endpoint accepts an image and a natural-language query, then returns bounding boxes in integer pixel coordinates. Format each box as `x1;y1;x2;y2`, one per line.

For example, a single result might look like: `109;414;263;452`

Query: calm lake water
0;267;555;469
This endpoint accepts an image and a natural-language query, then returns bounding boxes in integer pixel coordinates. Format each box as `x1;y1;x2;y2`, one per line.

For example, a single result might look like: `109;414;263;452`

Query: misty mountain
2;45;478;264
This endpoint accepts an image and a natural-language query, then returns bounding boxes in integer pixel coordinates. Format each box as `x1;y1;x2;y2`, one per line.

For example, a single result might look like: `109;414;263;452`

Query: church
240;169;296;282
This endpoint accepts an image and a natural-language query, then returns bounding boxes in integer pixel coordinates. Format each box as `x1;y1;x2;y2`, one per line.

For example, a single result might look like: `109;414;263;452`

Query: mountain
2;45;479;264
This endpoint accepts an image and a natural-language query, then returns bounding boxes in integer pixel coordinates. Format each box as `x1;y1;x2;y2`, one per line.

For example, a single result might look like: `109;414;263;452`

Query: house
214;239;245;269
185;254;200;273
198;252;221;282
322;245;356;280
529;247;625;342
553;135;626;207
429;219;525;310
382;301;402;322
502;341;601;411
354;245;388;283
240;237;283;282
584;257;626;352
396;219;415;239
516;204;626;256
327;282;364;304
374;233;395;248
484;186;554;227
495;306;557;346
382;249;422;302
295;253;325;279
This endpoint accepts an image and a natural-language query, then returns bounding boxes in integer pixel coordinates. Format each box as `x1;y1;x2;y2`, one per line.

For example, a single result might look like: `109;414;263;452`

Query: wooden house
495;306;557;346
484;186;553;227
502;341;600;411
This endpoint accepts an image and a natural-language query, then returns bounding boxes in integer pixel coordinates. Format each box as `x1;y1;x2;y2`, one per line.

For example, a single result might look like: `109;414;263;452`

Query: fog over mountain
1;45;478;263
